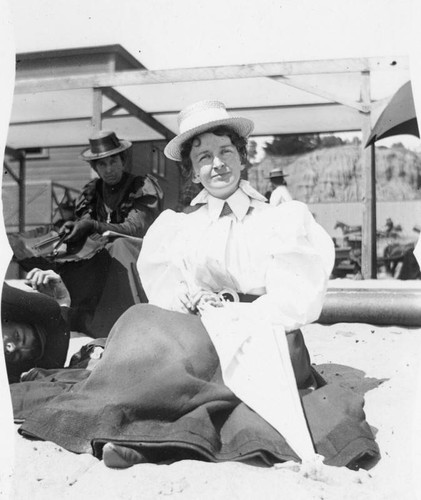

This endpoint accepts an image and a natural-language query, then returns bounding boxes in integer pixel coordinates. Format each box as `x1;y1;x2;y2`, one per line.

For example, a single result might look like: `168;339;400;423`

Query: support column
18;152;26;234
91;88;103;133
360;71;377;278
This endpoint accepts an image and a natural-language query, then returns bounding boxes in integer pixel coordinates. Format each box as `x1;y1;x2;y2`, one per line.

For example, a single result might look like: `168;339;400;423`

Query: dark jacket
75;173;163;238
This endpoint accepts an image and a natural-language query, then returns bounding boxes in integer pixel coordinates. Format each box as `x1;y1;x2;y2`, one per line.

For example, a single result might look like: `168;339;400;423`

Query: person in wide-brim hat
268;167;289;180
266;166;293;205
164;100;254;162
52;129;163;339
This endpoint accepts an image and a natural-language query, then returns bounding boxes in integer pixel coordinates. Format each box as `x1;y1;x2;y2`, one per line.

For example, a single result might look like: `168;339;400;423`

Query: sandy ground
4;281;421;500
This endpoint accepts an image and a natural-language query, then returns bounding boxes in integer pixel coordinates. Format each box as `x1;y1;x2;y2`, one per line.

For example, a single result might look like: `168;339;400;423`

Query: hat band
90;134;121;154
178;108;231;135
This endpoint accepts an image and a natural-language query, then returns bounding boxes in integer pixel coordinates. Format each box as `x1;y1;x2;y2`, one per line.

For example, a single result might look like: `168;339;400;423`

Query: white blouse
138;180;334;332
138;181;335;460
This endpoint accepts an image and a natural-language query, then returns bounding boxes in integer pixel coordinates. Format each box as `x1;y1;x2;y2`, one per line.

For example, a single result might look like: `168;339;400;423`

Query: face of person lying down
2;320;41;364
190;132;245;200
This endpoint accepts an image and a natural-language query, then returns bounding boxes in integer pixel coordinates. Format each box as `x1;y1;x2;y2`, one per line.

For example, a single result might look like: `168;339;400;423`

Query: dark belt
238;293;259;303
218;289;259;303
218;290;302;339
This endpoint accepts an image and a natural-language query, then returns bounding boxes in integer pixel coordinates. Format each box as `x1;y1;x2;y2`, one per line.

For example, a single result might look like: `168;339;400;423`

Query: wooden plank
9;102;353;127
101;87;175;139
14;56;409;94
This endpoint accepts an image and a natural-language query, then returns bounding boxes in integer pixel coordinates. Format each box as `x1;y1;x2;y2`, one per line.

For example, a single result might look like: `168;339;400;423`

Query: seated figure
48;131;163;337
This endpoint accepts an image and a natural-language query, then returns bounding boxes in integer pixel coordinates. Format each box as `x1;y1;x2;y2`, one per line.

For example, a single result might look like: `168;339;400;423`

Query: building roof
7;45;411;150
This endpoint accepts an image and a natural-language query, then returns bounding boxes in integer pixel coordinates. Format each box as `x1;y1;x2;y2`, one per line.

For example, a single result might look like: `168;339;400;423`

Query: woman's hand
25;268;71;307
178;283;223;315
193;291;224;314
177;282;196;313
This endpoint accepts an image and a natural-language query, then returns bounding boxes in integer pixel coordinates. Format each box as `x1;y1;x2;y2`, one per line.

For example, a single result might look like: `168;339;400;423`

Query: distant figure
414;233;421;268
266;167;293;206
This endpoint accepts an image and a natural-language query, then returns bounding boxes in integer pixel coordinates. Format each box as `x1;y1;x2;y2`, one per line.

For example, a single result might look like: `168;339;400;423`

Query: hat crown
164;100;254;161
89;131;122;155
269;167;286;177
177;100;232;135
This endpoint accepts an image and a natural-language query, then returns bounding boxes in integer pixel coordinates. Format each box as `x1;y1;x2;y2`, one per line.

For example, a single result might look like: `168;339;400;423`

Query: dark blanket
11;305;379;467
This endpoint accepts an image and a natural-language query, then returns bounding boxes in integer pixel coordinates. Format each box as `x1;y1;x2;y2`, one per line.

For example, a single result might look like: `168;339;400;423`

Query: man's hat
1;283;69;381
80;130;132;162
164;100;254;162
268;167;289;179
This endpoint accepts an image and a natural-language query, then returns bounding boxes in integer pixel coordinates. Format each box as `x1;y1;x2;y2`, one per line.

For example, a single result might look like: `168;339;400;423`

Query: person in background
265;167;293;205
2;269;70;383
56;130;164;337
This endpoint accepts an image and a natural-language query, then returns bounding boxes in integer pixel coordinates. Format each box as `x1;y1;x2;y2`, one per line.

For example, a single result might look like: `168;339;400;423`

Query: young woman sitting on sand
10;101;379;470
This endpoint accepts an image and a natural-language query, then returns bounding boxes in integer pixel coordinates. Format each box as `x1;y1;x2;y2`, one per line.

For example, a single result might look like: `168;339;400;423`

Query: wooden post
18;152;26;233
91;88;102;133
90;88;103;179
360;71;377;278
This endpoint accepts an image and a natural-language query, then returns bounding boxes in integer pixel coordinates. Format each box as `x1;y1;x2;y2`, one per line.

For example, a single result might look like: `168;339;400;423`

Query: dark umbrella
365;80;419;147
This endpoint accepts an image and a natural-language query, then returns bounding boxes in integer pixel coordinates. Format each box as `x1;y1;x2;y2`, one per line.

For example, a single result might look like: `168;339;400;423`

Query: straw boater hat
164;100;254;162
268;167;289;179
80;130;132;161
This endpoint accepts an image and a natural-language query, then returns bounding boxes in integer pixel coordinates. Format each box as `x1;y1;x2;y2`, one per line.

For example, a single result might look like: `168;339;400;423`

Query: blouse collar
190;180;267;222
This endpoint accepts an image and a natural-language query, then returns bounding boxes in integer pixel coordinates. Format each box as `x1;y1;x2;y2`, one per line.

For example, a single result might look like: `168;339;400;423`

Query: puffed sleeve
137;210;187;312
251;201;334;331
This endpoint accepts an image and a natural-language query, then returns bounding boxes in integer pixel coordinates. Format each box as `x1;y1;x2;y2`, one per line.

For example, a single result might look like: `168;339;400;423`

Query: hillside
249;145;421;203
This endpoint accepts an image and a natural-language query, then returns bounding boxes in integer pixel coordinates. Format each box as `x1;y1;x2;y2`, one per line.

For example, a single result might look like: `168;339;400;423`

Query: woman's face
95;154;124;186
2;320;40;364
190;132;244;199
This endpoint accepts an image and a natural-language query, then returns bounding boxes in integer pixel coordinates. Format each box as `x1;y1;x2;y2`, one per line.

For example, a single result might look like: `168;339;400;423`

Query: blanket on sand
10;305;379;467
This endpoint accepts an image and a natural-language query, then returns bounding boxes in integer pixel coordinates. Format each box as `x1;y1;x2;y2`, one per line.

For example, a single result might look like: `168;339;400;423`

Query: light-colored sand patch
6;321;421;500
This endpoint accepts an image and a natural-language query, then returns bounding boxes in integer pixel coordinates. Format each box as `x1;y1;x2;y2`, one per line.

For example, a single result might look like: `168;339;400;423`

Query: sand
3;281;421;500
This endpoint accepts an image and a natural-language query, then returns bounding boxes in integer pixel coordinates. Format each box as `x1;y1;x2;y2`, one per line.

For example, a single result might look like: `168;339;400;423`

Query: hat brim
80;140;132;161
267;173;289;179
2;283;69;376
164;117;254;162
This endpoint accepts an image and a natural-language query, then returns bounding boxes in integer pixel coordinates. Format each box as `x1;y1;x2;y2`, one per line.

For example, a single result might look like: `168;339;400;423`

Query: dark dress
11;304;379;468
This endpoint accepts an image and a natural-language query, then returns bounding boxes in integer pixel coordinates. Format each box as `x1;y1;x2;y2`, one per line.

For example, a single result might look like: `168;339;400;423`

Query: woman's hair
271;177;288;187
180;126;248;174
89;151;127;171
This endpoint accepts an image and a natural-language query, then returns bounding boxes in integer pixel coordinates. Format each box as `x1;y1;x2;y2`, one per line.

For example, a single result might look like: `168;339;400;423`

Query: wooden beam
101;87;175;139
14;56;409;94
360;71;377;279
4;145;25;160
9;101;357;127
271;76;369;112
91;88;103;132
102;104;121;118
3;161;19;183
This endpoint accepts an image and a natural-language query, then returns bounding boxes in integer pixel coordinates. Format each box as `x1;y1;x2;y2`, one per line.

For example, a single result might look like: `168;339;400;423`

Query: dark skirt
58;238;145;337
11;304;379;468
